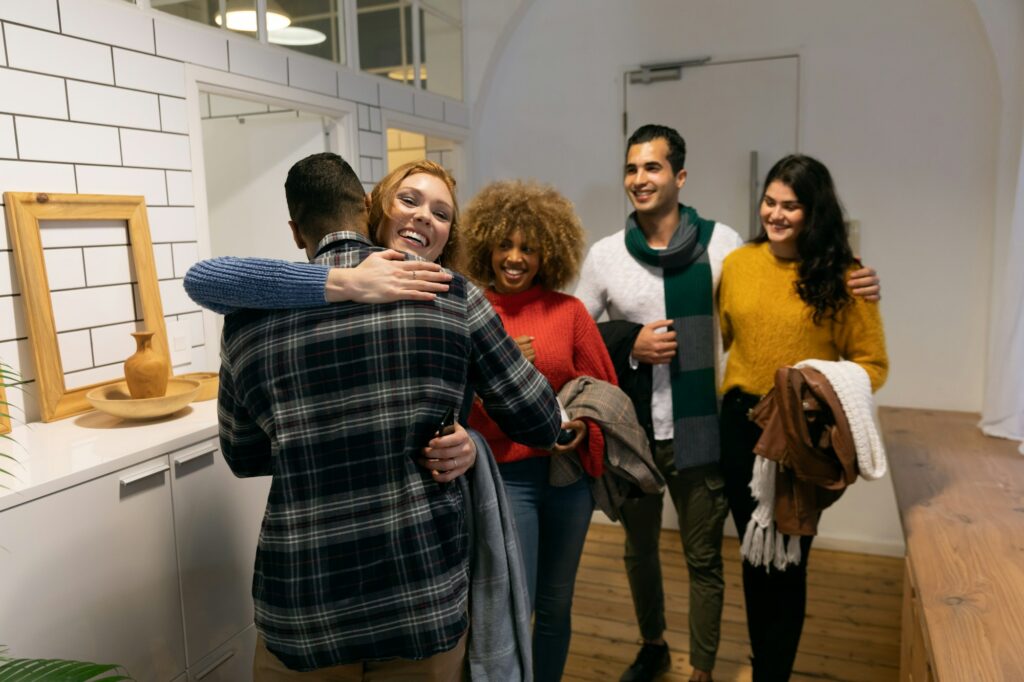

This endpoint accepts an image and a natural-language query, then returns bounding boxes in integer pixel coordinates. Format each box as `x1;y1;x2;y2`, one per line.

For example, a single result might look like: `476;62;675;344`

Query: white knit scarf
741;360;887;571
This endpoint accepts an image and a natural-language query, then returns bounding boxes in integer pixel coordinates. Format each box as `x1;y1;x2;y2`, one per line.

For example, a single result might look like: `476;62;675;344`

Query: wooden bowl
175;372;219;402
86;378;201;420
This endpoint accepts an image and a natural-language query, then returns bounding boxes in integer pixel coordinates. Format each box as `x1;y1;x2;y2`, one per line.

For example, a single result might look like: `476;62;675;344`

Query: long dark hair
754;154;854;324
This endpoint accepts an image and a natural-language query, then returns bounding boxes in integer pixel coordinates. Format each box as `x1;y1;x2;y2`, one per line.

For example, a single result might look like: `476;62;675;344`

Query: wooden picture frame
4;193;170;422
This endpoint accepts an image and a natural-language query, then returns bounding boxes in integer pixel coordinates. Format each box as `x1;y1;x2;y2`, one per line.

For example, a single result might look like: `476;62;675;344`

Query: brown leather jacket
749;366;858;536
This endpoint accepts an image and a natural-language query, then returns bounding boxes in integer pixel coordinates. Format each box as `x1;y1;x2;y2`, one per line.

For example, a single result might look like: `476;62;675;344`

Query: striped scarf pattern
624;204;719;470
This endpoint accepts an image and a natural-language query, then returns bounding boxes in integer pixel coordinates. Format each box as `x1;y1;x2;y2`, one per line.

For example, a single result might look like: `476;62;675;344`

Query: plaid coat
218;232;560;671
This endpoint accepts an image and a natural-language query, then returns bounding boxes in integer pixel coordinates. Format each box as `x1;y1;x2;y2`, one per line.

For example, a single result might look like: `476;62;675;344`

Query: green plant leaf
0;657;132;681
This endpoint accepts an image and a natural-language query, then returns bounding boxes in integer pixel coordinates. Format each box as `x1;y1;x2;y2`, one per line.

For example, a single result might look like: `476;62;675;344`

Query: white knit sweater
574;223;744;440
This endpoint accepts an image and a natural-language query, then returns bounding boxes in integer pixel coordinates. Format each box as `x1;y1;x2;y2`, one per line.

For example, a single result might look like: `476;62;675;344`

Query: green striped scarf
624;204;719;470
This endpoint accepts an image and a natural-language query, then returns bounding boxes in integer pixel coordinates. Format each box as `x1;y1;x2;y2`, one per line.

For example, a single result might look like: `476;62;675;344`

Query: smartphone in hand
436;406;456;437
556;428;576;445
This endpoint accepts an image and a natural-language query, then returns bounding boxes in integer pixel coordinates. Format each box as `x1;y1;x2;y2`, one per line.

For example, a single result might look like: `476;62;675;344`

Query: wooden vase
124;331;169;399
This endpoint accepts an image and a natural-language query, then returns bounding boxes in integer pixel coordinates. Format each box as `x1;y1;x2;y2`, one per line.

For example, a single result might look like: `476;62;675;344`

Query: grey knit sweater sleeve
183;257;330;314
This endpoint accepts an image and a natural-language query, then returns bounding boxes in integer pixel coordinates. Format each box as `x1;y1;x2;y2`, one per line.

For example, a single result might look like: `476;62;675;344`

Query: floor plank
565;524;902;681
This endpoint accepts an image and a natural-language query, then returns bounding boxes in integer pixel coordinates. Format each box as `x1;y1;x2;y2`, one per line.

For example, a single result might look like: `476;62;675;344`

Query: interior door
625;56;799;239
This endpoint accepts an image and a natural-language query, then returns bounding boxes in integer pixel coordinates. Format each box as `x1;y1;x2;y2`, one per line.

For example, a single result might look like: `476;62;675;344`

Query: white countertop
1;401;219;512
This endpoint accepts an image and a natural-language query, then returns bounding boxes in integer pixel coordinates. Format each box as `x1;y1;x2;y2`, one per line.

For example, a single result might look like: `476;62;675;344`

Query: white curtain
980;136;1024;454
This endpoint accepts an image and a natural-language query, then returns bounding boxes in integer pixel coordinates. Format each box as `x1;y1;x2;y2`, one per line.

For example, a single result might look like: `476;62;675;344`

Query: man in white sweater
575;124;736;682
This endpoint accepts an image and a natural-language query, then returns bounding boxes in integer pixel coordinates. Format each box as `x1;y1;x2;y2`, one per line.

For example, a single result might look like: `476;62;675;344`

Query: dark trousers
619;440;728;672
720;390;814;682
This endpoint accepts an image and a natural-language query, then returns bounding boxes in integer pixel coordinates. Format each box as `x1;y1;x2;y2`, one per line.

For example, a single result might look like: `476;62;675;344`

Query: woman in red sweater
461;180;618;682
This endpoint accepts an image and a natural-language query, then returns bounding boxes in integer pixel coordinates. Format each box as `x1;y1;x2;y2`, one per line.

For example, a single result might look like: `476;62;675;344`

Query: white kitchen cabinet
188;624;257;681
170;439;269;667
0;455;187;681
0;402;270;682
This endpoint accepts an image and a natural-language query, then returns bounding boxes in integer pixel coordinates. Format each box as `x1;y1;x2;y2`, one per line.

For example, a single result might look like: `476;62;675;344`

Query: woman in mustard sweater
460;180;618;682
718;155;888;682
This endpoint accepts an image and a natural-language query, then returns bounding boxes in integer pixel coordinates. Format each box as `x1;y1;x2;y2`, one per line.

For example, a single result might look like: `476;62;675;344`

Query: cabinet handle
174;443;217;467
194;650;235;680
119;462;170;487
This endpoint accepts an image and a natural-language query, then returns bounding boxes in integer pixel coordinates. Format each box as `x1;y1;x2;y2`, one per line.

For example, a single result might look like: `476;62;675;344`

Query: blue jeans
498;456;594;682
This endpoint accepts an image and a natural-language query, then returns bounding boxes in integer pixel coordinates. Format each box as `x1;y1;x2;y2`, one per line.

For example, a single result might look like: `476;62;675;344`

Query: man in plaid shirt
218;153;561;678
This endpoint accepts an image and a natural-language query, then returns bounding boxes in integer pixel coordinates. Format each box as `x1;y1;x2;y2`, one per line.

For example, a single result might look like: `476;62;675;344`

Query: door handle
119;462;170;487
173;442;217;468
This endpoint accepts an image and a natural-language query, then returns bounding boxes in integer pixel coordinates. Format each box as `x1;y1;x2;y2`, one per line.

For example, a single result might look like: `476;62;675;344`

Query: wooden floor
563;524;903;682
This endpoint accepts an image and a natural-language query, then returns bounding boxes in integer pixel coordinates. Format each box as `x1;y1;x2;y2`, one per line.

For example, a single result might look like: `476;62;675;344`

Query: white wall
471;0;1000;415
0;0;469;424
204;109;327;261
468;0;1010;555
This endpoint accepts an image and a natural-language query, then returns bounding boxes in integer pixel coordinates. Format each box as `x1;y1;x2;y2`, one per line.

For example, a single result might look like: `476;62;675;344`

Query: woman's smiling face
491;228;541;294
382;172;454;262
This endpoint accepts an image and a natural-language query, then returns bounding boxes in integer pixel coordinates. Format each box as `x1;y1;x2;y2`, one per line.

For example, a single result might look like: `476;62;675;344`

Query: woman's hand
551;419;586;454
848;266;880;302
514;335;536;364
418;422;477;482
326;250;452;303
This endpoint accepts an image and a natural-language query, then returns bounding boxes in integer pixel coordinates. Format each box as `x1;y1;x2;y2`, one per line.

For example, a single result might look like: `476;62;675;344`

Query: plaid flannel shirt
218;232;560;671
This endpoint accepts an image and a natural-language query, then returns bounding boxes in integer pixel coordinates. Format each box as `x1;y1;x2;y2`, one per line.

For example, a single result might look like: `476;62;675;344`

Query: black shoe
620;642;671;682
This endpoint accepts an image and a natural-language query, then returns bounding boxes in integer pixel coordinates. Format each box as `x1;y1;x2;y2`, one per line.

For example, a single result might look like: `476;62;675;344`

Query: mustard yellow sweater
719;242;888;396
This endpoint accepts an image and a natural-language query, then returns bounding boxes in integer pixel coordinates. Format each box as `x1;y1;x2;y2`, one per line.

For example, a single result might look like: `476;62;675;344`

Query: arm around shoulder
184;256;330;314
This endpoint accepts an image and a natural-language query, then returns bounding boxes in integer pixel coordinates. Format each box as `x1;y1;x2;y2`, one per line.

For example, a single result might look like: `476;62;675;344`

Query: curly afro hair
460;180;585;291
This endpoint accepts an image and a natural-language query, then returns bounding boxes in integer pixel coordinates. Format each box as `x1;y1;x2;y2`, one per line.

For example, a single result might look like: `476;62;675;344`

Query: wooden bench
883;407;1024;681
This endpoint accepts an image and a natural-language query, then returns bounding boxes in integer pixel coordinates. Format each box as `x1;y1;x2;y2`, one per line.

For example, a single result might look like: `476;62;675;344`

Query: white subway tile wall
171;242;198;278
112;48;186;97
75;166;169;205
287;53;338;97
0;115;15;159
67;81;162;130
154;18;228;71
51;284;136;333
414;91;444;122
153;243;174;279
228;38;288;85
83;245;134;286
39;220;127;248
148;207;197;243
58;330;94;374
0;1;60;32
165;171;194;206
0;251;16;295
159;96;188;134
5;25;115;83
0;69;69;118
90;321;143;367
58;0;156;54
43;248;87;290
16;118;122;165
0;160;77;195
0;0;466;421
120;128;190;169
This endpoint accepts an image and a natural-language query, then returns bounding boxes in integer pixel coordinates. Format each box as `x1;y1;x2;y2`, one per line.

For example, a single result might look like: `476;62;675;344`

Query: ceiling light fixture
269;26;327;46
214;1;291;32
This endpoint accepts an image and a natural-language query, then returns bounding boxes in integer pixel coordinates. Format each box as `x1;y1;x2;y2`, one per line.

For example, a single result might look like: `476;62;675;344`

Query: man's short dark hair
626;124;687;175
284;152;366;243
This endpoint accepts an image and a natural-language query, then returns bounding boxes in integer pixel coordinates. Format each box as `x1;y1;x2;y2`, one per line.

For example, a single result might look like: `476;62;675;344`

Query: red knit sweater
469;286;618;476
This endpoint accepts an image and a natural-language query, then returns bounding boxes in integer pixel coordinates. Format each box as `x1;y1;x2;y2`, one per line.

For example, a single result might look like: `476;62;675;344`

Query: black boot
620;642;671;682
